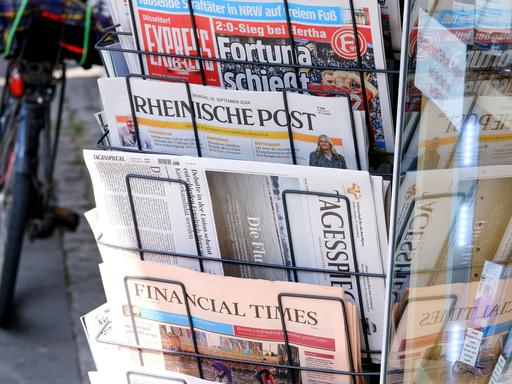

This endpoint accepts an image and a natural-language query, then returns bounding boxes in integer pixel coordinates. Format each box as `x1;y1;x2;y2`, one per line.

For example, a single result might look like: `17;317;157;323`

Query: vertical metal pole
281;90;298;165
186;0;207;85
379;0;412;381
348;0;375;149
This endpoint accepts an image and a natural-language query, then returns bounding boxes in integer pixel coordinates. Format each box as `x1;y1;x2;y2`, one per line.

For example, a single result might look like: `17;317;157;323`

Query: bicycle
0;0;108;324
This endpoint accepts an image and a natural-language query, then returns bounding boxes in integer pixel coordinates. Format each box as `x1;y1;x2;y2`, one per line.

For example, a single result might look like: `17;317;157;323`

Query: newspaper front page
389;277;512;382
128;0;393;152
393;166;512;302
84;150;385;361
100;260;360;384
416;96;512;170
98;77;368;170
81;303;121;371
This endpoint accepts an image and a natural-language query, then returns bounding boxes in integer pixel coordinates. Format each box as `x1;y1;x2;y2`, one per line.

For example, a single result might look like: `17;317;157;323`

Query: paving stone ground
0;65;104;384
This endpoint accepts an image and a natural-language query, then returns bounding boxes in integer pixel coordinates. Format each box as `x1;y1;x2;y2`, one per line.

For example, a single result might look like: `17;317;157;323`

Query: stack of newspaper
387;165;512;382
99;0;400;153
81;149;389;383
401;0;512;171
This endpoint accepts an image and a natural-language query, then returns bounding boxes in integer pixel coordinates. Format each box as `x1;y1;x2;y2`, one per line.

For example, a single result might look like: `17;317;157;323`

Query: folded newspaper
125;0;394;152
84;150;386;361
100;260;361;384
98;76;369;170
389;277;512;382
415;96;512;170
392;166;512;302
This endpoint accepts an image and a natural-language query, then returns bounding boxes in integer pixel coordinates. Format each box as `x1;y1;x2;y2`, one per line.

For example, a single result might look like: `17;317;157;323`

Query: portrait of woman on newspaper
309;134;347;169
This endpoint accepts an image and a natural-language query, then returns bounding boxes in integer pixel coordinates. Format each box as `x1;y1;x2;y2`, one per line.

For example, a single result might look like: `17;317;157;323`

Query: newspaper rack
94;0;400;173
91;1;400;382
92;173;386;382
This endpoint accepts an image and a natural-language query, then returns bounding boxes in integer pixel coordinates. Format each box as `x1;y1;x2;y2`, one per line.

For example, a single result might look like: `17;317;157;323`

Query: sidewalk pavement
0;65;105;384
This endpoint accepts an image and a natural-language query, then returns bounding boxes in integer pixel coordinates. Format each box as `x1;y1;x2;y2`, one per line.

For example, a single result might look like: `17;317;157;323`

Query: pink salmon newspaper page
100;260;361;384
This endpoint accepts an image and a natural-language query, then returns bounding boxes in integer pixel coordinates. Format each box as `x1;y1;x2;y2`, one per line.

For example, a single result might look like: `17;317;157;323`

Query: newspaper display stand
90;0;404;383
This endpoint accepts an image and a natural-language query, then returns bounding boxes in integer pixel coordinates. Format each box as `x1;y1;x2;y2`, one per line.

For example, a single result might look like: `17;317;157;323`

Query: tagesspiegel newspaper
128;0;394;152
84;150;385;361
100;260;360;384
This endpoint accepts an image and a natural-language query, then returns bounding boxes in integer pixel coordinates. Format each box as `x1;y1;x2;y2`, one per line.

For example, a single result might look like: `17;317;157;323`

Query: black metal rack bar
96;27;400;76
281;189;372;360
127;371;187;383
125;174;204;272
124;73;202;157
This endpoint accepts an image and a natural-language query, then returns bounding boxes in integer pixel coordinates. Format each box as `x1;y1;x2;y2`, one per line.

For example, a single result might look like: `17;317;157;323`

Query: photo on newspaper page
128;0;393;151
98;77;365;169
100;260;360;384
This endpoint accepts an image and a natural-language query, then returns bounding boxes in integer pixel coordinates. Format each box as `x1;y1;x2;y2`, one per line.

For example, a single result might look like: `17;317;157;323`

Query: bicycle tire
0;100;39;326
0;171;31;324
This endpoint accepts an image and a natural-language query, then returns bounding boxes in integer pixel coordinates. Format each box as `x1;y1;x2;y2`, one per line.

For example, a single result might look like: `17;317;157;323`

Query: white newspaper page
98;77;364;170
100;260;359;384
84;150;385;361
82;303;122;371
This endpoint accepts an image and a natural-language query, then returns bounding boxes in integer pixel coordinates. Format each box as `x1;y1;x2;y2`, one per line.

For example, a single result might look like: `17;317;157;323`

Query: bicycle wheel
0;102;34;325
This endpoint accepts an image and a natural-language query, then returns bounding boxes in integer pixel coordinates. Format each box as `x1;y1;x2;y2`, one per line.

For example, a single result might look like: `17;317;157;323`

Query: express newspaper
98;76;368;170
127;0;394;152
100;260;361;384
84;150;386;362
405;0;512;113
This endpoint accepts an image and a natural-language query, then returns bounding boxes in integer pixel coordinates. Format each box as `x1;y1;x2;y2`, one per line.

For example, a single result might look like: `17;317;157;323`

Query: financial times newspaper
128;0;394;152
84;150;385;361
389;277;512;382
98;76;368;170
100;261;360;384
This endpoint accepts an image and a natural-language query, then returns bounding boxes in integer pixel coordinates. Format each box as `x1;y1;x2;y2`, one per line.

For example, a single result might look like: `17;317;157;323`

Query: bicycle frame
2;61;66;227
